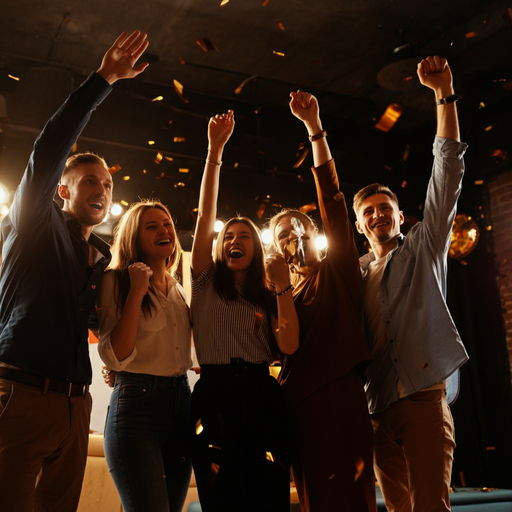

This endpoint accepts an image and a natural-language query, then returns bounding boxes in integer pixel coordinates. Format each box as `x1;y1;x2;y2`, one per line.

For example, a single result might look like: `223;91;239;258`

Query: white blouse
98;270;192;377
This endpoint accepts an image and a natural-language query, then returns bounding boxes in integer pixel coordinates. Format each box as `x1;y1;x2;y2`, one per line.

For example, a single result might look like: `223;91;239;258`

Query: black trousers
191;361;291;512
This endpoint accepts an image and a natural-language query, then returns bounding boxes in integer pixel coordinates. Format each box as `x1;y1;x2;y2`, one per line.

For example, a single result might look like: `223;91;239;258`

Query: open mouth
372;221;388;228
88;202;104;211
229;249;244;259
156;239;172;246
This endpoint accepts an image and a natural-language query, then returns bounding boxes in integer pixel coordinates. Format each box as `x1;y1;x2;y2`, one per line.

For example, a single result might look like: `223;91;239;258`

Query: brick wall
487;170;512;377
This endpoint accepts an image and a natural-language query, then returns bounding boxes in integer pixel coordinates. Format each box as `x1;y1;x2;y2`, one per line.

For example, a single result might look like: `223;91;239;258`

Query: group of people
0;30;468;512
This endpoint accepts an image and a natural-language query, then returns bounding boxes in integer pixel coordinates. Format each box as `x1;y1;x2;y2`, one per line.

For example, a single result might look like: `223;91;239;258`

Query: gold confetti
501;7;512;24
234;162;239;168
179;168;189;173
121;200;129;206
485;125;492;131
148;140;156;145
486;225;492;231
354;457;365;482
405;76;413;81
173;79;189;104
479;102;485;109
293;147;310;168
299;202;317;214
384;165;392;171
254;312;263;333
174;137;185;142
486;446;496;451
165;156;174;161
329;474;335;480
208;445;222;450
465;31;478;38
195;419;203;435
402;144;410;161
490;148;508;160
139;170;147;175
72;142;78;153
254;106;262;114
256;203;266;218
420;363;429;369
108;164;121;175
474;180;484;185
174;182;185;188
401;180;407;188
156;172;165;180
273;51;285;57
277;20;285;31
279;317;289;330
297;175;304;182
152;95;163;102
196;38;219;52
265;451;275;462
155;152;163;164
122;176;130;181
375;104;403;132
262;0;269;5
220;0;229;4
235;75;257;95
7;74;19;81
179;56;186;65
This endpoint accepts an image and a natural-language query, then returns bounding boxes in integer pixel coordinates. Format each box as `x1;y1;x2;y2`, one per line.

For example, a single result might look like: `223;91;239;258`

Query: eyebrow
82;174;113;184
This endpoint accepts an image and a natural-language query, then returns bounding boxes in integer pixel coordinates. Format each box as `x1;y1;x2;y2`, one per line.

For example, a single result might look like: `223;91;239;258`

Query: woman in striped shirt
190;110;299;511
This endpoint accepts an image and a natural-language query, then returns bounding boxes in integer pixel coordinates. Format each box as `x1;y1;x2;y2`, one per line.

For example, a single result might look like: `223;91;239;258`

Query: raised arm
289;90;332;167
265;253;299;355
191;111;234;279
417;56;460;142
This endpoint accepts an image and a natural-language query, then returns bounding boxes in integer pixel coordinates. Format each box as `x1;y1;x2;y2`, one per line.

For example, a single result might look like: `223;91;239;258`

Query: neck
370;236;400;259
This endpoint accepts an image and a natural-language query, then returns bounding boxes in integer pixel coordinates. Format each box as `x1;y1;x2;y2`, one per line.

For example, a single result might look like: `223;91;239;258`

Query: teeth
89;203;103;210
156;239;171;245
229;249;243;259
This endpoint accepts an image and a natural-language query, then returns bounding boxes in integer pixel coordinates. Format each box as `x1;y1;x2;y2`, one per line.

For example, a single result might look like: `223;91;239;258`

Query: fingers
129;262;153;278
417;55;449;75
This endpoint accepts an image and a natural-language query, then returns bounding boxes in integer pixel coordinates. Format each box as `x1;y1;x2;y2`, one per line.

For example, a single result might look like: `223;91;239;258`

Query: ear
355;220;364;234
58;184;70;200
399;210;404;225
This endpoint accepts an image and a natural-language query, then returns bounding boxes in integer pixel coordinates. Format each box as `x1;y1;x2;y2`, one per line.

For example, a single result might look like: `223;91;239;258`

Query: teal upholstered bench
188;487;512;511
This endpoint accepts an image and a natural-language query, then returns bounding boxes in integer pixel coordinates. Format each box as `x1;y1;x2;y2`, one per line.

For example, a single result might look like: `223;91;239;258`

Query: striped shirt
191;261;274;365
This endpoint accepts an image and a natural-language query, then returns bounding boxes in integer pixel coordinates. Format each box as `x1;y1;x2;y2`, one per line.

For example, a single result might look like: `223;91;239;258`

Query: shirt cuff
433;136;468;158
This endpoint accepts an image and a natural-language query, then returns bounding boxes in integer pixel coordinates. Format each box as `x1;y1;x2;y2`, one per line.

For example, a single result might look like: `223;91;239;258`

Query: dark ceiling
0;0;511;248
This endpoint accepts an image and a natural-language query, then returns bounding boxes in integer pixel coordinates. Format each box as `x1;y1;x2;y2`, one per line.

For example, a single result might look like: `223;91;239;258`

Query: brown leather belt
0;366;89;397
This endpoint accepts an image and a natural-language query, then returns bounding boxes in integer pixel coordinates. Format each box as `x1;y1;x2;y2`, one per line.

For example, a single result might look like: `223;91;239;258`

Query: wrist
434;86;455;101
96;68;117;85
305;121;323;136
275;283;294;296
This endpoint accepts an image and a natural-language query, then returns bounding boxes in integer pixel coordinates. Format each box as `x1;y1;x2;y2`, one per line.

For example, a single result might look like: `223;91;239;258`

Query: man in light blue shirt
353;56;469;512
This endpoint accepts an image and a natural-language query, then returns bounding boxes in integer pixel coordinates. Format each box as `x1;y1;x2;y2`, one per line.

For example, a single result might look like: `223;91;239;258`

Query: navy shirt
0;72;112;384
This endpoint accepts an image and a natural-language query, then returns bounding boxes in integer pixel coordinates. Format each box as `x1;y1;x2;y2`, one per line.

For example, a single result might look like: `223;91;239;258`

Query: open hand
417;56;454;98
97;31;149;85
208;110;235;151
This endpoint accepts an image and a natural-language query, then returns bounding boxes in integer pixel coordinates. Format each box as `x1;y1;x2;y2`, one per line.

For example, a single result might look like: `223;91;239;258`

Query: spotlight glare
214;220;224;233
0;183;9;207
315;235;327;250
110;203;124;216
261;229;273;244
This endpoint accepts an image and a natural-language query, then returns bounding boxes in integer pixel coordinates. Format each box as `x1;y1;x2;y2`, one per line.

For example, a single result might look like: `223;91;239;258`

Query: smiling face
59;162;113;236
355;193;404;251
221;221;255;281
273;213;319;267
137;207;177;265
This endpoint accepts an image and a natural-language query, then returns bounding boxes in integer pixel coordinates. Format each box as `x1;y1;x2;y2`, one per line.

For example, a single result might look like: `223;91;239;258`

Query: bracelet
205;158;222;166
435;94;458;106
308;130;327;142
275;284;294;296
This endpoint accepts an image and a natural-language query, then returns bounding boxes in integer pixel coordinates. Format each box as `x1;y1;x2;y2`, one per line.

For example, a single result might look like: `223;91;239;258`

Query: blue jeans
104;372;192;512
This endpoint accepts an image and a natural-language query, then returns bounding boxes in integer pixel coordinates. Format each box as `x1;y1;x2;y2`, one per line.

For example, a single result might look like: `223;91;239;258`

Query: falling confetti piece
108;164;121;175
7;74;19;81
375;104;403;132
121;200;129;206
277;20;285;31
354;457;365;482
479;102;485;109
148;140;155;145
256;203;266;218
179;168;189;173
405;76;413;81
152;95;163;102
220;0;229;4
299;202;317;214
401;180;407;188
254;106;262;114
501;7;512;24
293;147;310;168
207;463;220;484
262;0;269;5
195;419;203;435
485;125;492;131
165;156;174;161
279;317;289;330
173;79;189;104
235;75;257;94
72;142;78;153
486;225;492;231
465;31;478;38
329;474;335;480
420;363;429;369
156;172;165;180
490;148;508;160
297;175;304;182
254;312;263;333
196;38;219;52
122;176;130;181
234;162;239;168
174;182;185;188
298;141;306;150
266;452;275;462
402;144;410;161
155;152;163;164
139;170;147;175
474;180;484;185
384;165;392;170
179;56;186;65
208;445;222;450
273;51;285;57
174;137;185;142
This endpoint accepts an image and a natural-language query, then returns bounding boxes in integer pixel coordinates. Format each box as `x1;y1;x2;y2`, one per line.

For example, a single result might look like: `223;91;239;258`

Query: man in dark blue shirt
0;31;149;512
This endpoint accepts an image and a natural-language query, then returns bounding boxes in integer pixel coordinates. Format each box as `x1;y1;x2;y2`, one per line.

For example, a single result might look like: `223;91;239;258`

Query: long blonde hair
108;199;182;316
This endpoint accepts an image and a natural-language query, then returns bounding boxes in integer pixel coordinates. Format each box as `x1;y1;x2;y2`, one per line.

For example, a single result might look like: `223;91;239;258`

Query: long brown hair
213;216;275;315
108;200;182;317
